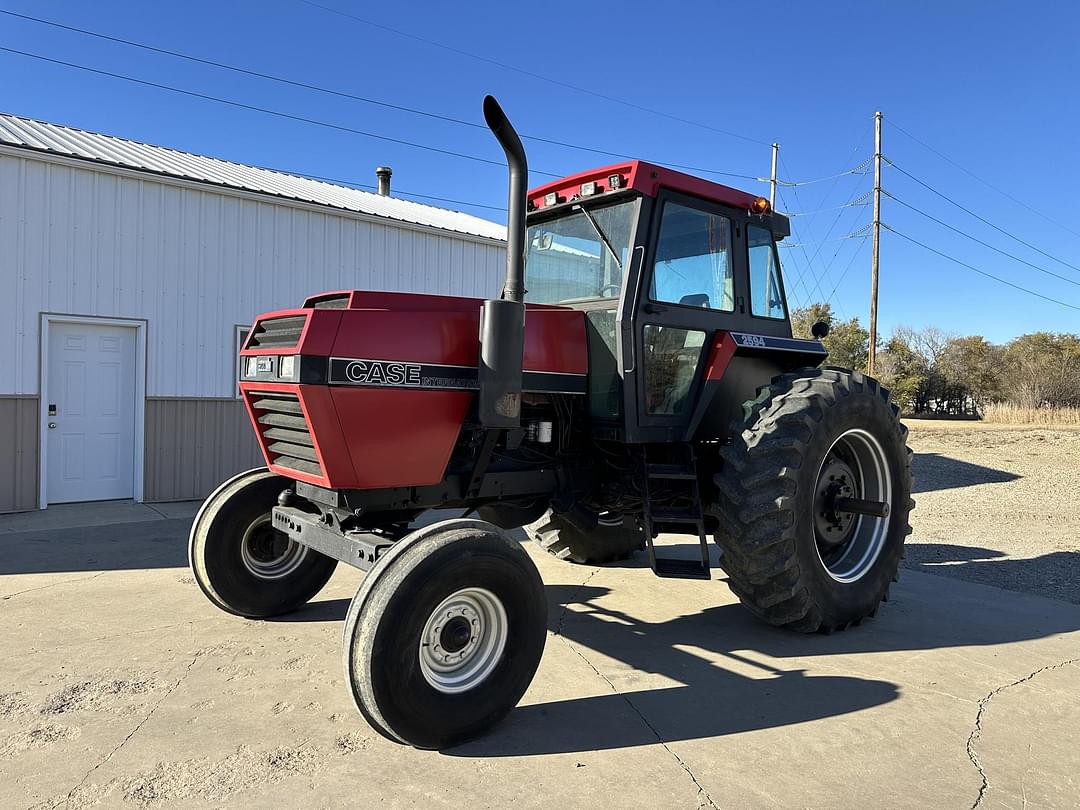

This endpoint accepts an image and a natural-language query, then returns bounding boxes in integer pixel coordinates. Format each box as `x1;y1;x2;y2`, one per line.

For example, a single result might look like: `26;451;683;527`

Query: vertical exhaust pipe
483;95;527;303
477;96;527;427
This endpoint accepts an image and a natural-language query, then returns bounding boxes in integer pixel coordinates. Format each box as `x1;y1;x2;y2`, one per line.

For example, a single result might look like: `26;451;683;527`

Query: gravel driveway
904;420;1080;604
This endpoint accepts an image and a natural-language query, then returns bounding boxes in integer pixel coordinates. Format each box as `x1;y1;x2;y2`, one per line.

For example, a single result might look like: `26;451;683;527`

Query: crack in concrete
1;572;106;601
554;567;720;810
63;653;201;805
966;656;1080;810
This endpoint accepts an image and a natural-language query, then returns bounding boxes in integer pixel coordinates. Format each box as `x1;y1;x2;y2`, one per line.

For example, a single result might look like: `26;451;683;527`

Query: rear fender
686;332;828;441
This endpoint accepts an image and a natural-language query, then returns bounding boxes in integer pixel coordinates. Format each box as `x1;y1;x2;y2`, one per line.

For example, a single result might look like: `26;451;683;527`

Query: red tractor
189;97;912;749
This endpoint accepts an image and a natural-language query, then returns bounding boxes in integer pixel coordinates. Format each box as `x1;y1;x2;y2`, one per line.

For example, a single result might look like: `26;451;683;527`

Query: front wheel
714;368;913;633
342;519;547;749
188;468;337;618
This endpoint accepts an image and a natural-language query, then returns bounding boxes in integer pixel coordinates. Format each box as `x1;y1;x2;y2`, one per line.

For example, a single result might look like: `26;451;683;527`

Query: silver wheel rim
813;428;893;583
240;515;308;579
418;587;508;694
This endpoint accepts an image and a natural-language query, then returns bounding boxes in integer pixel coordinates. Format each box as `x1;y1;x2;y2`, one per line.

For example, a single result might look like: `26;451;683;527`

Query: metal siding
0;114;505;240
143;398;263;502
0;397;39;513
0;152;506;398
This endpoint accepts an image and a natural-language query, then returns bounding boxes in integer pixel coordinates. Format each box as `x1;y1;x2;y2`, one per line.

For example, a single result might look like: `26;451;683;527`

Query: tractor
189;97;913;750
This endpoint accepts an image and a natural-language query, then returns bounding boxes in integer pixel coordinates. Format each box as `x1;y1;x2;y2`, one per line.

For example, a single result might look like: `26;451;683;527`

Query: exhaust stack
476;96;527;428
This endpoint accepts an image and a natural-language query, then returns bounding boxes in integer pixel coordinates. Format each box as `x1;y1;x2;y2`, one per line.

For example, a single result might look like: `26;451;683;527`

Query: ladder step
653;557;711;580
646;464;698;480
650;508;704;524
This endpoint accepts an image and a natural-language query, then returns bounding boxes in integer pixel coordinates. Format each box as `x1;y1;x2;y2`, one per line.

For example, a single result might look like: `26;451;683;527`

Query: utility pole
769;142;779;210
868;111;882;376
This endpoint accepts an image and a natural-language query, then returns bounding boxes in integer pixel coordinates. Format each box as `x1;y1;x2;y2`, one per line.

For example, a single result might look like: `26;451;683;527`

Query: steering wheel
598;284;621;298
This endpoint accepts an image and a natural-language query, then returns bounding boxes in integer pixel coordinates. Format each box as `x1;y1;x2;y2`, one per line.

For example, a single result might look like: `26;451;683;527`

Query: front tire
342;519;547;749
189;468;337;618
714;368;913;633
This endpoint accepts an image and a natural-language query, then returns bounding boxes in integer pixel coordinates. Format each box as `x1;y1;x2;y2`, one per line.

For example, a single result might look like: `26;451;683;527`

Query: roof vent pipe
375;166;392;196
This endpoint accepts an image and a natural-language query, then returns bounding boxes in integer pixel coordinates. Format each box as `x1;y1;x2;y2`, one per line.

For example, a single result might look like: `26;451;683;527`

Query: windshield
524;199;640;305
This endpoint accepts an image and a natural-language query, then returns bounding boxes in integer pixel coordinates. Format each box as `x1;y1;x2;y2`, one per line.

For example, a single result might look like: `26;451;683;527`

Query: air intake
247;315;307;349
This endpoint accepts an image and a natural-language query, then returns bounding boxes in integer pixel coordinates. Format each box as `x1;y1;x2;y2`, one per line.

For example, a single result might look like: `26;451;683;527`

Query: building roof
0;112;506;242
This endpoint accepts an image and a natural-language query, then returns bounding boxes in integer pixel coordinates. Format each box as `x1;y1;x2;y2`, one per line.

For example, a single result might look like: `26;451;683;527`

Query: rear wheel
342;519;547;749
189;468;338;618
526;507;644;565
714;368;913;633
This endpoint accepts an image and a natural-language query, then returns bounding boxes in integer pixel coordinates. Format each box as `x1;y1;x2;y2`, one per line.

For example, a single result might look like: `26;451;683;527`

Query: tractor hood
236;290;587;490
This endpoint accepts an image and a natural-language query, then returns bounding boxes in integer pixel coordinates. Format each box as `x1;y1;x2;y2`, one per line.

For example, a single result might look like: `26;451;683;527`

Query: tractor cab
524;161;798;442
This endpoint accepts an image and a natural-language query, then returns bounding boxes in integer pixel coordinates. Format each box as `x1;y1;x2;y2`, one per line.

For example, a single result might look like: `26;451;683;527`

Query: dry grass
981;402;1080;425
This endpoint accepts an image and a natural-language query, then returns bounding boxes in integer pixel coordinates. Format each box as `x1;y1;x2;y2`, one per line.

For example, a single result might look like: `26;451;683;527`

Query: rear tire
526;507;644;565
342;519;547;749
189;468;337;618
714;368;913;633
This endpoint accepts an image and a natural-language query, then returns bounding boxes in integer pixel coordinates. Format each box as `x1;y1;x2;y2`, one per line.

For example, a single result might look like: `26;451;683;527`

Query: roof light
580;181;598;197
544;192;560;207
751;197;770;214
608;174;623;190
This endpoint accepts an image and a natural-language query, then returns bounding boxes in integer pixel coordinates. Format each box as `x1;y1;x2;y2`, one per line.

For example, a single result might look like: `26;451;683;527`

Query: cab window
748;225;786;319
650;202;734;311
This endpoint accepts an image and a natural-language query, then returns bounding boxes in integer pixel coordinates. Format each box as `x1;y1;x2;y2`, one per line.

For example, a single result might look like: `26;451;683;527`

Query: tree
875;332;928;413
790;303;869;373
1001;332;1080;407
939;336;1003;409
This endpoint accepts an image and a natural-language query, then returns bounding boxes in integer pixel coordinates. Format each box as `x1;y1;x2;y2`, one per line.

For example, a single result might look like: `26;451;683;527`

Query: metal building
0;113;506;512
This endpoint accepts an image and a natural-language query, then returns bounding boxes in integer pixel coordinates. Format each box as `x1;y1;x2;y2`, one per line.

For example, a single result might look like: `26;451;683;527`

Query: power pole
769;142;779;210
868;111;882;376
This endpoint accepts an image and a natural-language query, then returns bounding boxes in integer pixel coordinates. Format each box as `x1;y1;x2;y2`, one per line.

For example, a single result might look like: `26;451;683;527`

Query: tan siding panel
144;398;263;502
0;397;39;512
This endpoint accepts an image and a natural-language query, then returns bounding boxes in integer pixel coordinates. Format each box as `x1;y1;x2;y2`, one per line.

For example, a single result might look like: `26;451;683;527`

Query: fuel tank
238;291;587;490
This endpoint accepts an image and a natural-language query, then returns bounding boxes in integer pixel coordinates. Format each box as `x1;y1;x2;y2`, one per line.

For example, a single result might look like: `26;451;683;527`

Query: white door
46;321;138;503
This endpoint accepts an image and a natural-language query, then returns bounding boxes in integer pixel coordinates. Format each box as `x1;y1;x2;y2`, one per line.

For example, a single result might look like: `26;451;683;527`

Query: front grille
250;392;323;478
247;315;307;349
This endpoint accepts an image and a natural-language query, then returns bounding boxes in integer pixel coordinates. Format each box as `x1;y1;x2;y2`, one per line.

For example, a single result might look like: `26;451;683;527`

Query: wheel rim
240;515;308;579
813;429;893;583
418;587;508;694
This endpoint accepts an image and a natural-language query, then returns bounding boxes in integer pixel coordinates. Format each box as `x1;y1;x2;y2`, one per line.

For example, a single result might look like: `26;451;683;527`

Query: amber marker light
751;197;770;214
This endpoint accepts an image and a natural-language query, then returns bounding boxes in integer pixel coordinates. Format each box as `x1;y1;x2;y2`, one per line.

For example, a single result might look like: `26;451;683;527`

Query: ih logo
344;360;422;387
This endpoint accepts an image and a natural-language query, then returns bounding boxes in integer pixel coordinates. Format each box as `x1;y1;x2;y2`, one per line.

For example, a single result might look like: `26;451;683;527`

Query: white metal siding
0;152;506;398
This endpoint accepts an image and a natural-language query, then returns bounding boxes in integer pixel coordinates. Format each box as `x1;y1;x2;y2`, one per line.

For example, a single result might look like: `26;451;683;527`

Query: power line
0;8;761;183
776;155;872;187
0;45;564;178
885;191;1080;289
887;159;1080;275
890;119;1080;241
787;192;871;217
826;236;870;303
885;226;1080;312
295;0;774;147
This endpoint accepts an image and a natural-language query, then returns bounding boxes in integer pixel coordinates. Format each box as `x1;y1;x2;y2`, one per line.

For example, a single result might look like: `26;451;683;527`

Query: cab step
641;446;711;580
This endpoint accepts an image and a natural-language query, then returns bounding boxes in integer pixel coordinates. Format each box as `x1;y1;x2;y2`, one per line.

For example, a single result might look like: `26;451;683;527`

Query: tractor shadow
911;452;1019;493
450;566;1080;756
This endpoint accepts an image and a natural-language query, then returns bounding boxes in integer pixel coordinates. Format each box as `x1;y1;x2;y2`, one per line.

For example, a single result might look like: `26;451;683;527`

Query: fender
685;331;828;441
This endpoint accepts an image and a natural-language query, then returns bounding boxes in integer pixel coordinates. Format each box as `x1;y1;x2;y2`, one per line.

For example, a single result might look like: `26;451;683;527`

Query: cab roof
527;160;767;215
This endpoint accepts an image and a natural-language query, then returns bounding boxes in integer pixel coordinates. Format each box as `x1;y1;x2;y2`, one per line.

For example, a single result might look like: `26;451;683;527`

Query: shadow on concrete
911;452;1019;493
904;543;1080;606
0;518;192;575
448;570;1080;756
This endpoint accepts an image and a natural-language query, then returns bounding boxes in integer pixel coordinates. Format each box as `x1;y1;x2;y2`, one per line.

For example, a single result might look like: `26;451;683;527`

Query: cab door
622;192;752;443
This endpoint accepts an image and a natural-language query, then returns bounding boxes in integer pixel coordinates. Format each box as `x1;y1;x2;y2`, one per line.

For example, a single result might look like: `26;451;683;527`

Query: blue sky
2;1;1078;342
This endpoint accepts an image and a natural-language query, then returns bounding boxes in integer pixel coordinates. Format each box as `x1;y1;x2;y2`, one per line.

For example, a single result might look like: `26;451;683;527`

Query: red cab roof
527;160;765;214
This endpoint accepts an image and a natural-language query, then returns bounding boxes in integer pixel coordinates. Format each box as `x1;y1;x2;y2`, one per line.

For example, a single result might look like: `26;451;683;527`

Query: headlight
245;356;259;376
279;355;296;379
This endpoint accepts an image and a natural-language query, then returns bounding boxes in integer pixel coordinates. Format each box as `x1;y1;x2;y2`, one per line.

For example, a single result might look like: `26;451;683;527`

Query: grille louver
247;315;307;349
250;392;323;478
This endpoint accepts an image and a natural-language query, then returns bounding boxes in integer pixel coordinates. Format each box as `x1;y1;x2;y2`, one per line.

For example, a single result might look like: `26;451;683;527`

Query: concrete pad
0;500;200;534
1;516;1078;809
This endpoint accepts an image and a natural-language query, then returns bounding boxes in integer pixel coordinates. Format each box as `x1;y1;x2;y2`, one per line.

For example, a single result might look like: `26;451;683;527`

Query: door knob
48;422;57;429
